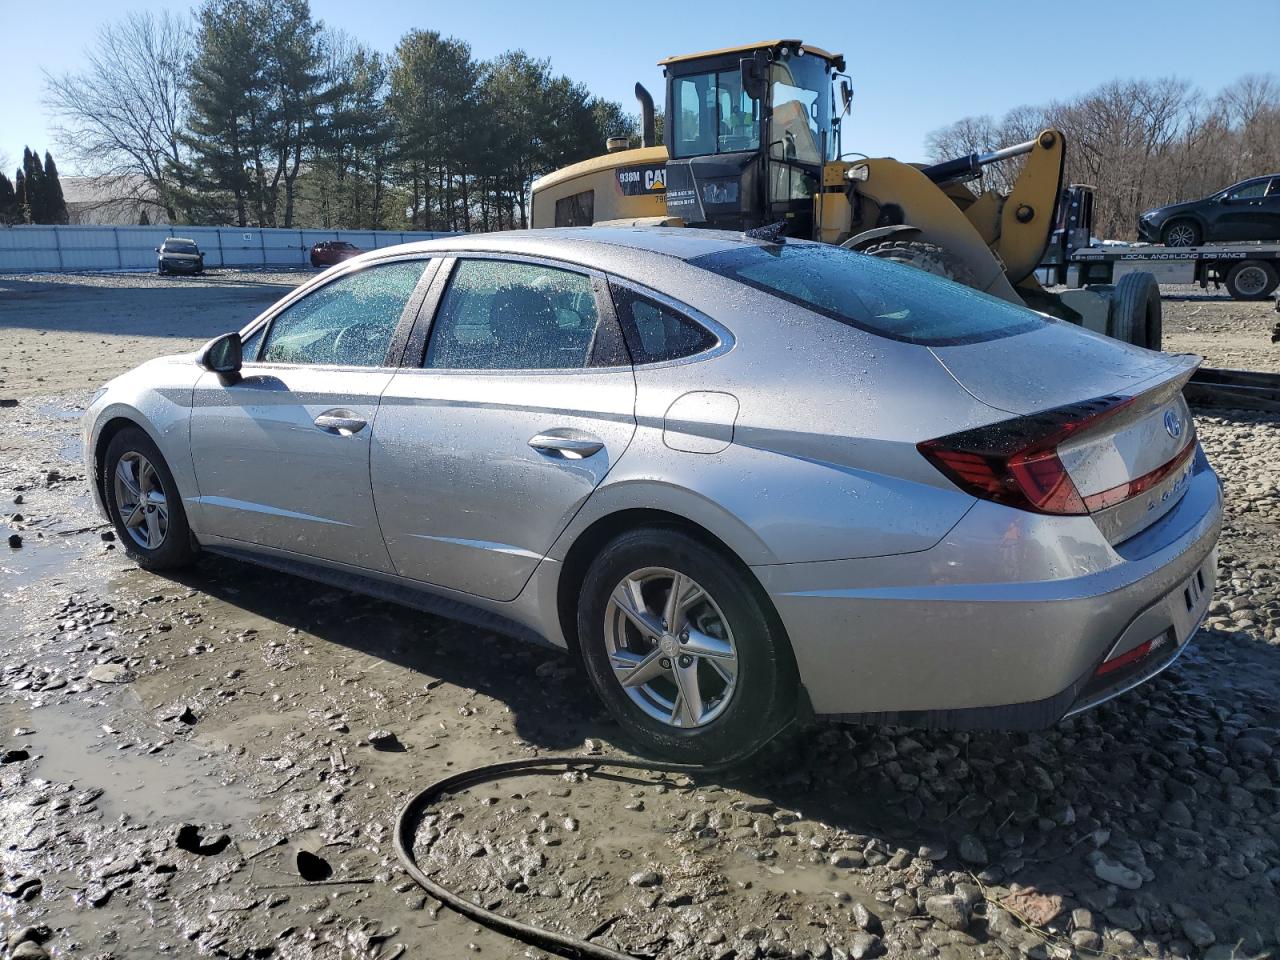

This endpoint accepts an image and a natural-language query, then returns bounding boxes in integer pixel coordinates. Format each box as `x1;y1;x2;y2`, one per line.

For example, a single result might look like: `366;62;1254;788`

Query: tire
862;239;978;287
157;264;166;275
1109;272;1163;349
1160;219;1201;247
1224;260;1279;301
103;427;197;571
576;528;800;765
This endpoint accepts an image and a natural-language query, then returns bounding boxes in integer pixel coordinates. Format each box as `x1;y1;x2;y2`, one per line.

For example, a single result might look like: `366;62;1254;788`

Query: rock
628;870;661;888
1181;918;1216;949
1002;887;1064;927
830;850;864;869
1162;799;1193;827
1092;855;1143;890
924;893;969;930
958;834;988;865
87;663;132;684
368;729;401;750
7;533;21;549
1070;929;1102;952
917;843;947;862
1;749;30;764
847;932;881;959
10;943;49;960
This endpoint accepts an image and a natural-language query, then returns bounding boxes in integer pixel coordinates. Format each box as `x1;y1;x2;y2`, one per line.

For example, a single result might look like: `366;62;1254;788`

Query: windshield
690;243;1045;346
671;68;760;158
165;241;198;254
769;52;832;164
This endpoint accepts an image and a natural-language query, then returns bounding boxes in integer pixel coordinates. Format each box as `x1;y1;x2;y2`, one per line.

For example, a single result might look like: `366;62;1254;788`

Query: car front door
1214;179;1272;240
370;256;636;602
189;257;435;571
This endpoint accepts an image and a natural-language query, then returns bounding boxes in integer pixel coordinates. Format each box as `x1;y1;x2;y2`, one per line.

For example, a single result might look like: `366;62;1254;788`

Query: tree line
926;74;1280;240
45;1;635;231
0;148;69;225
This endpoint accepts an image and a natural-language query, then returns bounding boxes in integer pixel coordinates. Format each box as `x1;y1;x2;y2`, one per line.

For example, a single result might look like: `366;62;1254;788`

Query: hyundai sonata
84;229;1222;763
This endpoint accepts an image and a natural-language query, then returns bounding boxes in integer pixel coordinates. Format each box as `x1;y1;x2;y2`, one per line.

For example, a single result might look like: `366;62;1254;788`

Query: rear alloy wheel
577;528;800;765
1224;260;1279;301
104;427;197;571
1161;220;1200;247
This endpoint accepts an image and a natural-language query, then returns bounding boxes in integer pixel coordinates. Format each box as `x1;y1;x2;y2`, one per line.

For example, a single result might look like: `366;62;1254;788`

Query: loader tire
1109;272;1163;350
862;240;977;287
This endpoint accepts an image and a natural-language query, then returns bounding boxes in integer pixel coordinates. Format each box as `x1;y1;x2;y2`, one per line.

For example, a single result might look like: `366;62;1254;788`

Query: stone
1092;855;1143;890
367;729;400;750
1181;918;1215;949
1162;799;1193;827
8;533;21;548
628;870;661;888
958;834;988;865
924;894;969;931
87;663;132;684
1070;929;1102;952
830;850;864;869
847;932;881;959
10;943;49;960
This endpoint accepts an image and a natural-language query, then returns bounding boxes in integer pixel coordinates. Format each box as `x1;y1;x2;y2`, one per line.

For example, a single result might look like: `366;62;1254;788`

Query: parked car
84;229;1221;763
310;240;362;268
1138;175;1280;246
156;238;204;275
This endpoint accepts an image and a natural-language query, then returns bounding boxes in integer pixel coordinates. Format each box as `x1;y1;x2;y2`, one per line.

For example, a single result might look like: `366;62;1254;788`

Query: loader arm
994;130;1066;283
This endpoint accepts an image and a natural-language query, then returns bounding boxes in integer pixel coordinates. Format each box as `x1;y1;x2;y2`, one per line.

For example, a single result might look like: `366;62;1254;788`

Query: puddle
0;536;83;594
8;695;261;828
59;433;84;463
36;401;83;422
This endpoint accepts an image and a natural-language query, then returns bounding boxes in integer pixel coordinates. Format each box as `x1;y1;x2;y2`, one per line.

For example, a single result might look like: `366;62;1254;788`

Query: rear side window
610;286;717;363
424;259;602;370
690;243;1044;346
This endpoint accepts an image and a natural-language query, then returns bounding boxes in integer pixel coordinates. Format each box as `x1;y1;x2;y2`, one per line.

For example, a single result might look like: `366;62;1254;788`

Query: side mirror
200;331;242;378
154;247;160;253
840;78;853;115
740;53;767;102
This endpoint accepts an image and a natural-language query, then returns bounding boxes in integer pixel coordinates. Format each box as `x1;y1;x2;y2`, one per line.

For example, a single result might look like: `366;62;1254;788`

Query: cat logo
617;163;667;196
645;169;666;191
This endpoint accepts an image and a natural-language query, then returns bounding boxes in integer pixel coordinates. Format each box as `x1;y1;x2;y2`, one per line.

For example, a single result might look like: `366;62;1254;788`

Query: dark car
156;238;204;275
310;240;362;268
1138;175;1280;246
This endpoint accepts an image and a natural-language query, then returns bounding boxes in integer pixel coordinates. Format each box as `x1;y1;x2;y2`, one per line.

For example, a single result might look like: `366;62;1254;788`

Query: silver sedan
84;228;1222;763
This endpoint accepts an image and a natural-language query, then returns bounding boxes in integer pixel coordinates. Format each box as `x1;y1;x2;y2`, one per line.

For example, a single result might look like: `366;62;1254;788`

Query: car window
424;259;601;370
611;285;717;363
1229;180;1268;200
260;260;426;367
240;325;264;361
1268;179;1280;198
691;242;1044;347
164;241;198;254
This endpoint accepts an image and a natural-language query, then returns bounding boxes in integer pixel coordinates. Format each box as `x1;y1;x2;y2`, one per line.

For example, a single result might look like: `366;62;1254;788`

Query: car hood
1142;199;1200;220
929;319;1199;416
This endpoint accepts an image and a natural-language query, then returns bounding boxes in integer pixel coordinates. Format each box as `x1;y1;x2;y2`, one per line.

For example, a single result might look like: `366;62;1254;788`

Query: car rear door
188;257;436;571
1215;179;1272;240
369;256;636;602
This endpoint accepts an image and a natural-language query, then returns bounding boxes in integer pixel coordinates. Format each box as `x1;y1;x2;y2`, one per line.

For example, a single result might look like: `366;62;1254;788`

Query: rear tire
576;528;800;765
1224;260;1279;301
1161;219;1201;247
103;427;197;571
862;239;977;287
1110;272;1163;349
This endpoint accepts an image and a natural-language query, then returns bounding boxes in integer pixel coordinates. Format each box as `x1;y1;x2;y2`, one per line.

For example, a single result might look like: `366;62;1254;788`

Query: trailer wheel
1224;260;1279;301
862;239;977;287
1109;272;1163;350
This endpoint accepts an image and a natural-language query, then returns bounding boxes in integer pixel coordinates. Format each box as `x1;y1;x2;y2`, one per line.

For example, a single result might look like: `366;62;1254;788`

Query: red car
309;240;362;268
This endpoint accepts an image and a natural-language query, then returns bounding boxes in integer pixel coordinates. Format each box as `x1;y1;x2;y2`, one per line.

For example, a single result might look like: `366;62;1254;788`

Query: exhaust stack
635;82;656;148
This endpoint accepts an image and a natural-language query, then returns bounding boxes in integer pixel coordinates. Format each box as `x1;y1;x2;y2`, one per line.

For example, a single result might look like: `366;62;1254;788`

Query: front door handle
528;433;604;459
314;411;368;436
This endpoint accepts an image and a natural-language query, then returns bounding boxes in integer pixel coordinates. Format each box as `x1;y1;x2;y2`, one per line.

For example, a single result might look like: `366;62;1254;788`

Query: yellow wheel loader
530;39;1161;349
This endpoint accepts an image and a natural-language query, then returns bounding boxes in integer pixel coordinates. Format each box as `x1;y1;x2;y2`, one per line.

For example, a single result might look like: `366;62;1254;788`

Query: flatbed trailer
1065;242;1280;301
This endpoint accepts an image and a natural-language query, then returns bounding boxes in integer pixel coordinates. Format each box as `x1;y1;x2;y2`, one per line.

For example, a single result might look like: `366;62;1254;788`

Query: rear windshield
164;241;198;254
689;243;1045;346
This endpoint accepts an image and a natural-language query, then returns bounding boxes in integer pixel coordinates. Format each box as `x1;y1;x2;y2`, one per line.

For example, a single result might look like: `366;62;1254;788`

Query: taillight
917;395;1140;516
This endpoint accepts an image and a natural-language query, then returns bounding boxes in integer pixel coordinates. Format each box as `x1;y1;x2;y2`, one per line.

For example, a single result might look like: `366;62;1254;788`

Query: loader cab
660;41;846;238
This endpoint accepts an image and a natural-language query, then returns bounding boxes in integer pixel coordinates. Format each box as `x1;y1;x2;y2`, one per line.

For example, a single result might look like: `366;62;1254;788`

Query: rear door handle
314;411;368;436
528;433;604;459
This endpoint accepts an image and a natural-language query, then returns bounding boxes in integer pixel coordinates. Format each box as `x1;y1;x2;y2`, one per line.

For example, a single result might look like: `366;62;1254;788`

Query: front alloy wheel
113;452;169;550
1162;221;1199;247
604;567;738;728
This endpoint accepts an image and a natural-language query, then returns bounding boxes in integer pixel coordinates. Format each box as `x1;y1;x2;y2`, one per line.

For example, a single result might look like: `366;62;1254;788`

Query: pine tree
14;168;28;224
22;148;47;224
0;172;16;224
43;152;69;225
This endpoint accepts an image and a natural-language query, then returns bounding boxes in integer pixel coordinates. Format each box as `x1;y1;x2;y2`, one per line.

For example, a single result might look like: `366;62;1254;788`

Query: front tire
1110;272;1163;349
1161;219;1201;247
576;528;799;765
103;427;197;571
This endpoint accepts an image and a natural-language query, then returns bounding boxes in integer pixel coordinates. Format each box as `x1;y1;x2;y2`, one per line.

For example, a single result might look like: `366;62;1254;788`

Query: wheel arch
92;411;167;510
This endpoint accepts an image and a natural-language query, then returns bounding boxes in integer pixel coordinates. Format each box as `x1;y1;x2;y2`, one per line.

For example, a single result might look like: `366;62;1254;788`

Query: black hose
393;755;719;960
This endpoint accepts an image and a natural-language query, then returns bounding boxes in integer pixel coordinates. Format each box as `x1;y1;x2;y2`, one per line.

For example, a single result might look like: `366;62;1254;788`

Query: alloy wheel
113;452;169;550
603;566;738;728
1164;223;1197;247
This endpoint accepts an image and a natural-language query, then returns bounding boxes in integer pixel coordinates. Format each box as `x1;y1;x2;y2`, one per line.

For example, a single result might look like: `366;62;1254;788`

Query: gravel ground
0;272;1278;960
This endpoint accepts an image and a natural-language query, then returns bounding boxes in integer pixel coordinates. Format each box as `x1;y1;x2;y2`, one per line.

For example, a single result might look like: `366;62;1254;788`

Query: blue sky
3;0;1278;176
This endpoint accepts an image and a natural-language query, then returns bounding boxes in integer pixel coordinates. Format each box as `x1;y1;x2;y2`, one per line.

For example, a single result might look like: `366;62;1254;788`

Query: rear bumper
754;453;1222;728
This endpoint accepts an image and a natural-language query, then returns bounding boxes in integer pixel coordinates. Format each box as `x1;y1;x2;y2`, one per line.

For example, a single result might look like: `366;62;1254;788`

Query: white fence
0;225;457;273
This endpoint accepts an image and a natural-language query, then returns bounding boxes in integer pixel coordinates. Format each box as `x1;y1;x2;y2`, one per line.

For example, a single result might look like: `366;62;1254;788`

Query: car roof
164;237;197;244
367;227;785;268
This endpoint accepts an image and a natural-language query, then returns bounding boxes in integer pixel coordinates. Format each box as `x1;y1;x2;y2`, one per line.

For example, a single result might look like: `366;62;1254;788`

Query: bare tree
44;11;192;221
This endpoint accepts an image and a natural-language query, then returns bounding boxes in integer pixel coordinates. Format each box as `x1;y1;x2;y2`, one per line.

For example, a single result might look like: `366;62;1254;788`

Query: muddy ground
1;270;1279;960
